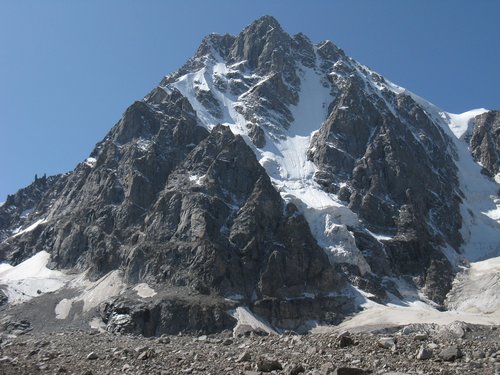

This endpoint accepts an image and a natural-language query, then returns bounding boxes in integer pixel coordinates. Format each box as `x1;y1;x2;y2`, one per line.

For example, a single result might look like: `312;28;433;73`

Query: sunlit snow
0;251;68;304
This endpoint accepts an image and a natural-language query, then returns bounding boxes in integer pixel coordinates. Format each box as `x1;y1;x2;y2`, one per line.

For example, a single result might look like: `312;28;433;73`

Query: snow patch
84;157;97;167
318;304;500;333
136;138;152;151
76;271;125;312
446;109;489;139
20;208;34;219
0;251;69;304
231;306;278;336
189;174;206;185
133;283;157;298
225;293;244;301
55;298;73;320
446;257;500;314
54;270;126;319
11;218;47;238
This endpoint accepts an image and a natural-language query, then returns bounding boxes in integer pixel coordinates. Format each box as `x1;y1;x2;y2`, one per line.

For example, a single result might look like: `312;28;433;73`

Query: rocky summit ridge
0;16;499;337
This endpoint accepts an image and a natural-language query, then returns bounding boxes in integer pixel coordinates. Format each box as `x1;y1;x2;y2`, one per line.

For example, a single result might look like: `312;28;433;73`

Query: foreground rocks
0;323;498;374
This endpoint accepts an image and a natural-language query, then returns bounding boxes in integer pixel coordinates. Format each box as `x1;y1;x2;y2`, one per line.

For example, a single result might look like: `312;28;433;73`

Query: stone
86;352;98;360
122;364;131;372
0;356;15;364
321;362;335;374
236;351;251;363
306;347;317;355
257;357;283;372
438;346;463;362
333;367;370;375
339;335;355;348
414;333;427;341
377;337;396;350
401;326;414;335
247;123;266;148
416;347;432;360
158;336;171;344
288;364;306;375
472;350;485;359
138;350;153;360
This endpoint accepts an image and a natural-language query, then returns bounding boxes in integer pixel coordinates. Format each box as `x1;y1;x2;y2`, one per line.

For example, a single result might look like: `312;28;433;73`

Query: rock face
470;110;500;177
0;16;498;333
0;88;345;332
308;61;462;305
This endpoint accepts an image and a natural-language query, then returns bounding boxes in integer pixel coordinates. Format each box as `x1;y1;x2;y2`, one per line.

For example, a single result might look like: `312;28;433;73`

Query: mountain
0;16;498;335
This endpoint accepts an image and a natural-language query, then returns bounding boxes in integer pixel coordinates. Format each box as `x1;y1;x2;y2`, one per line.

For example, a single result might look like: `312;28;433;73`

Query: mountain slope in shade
0;16;498;334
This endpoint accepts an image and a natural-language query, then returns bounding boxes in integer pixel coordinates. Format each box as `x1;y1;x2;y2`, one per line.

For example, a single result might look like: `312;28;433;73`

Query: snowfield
0;251;156;325
0;251;69;304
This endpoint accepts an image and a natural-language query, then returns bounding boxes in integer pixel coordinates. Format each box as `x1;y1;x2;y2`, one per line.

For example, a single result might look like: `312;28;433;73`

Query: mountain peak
1;15;499;338
229;16;291;70
196;32;236;59
247;15;283;32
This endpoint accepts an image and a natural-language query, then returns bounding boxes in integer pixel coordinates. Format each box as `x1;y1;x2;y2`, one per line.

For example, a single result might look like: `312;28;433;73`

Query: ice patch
318;303;500;333
0;264;13;274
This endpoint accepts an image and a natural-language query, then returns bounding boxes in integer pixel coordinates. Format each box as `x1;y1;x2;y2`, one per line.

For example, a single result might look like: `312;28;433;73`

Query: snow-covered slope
404;96;499;261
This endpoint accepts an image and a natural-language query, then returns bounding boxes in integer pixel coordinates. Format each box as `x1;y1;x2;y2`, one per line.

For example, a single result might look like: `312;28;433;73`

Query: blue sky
1;1;499;201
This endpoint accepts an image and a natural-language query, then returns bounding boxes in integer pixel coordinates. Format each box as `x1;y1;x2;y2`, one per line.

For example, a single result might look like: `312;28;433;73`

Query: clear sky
1;1;499;201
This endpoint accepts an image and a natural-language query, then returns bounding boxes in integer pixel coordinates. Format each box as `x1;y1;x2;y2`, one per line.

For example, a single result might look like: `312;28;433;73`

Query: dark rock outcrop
470;110;500;177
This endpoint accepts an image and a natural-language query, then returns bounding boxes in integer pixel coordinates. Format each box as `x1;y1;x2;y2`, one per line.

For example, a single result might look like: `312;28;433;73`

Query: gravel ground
0;322;499;375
